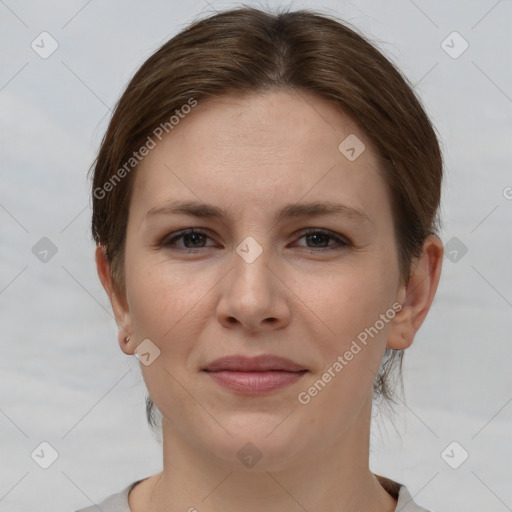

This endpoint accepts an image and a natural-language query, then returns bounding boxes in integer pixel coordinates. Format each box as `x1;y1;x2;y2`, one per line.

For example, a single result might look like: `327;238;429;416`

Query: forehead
147;90;367;161
129;90;391;226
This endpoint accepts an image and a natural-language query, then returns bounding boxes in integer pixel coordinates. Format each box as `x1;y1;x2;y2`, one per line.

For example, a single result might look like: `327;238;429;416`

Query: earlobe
387;235;444;350
94;245;135;355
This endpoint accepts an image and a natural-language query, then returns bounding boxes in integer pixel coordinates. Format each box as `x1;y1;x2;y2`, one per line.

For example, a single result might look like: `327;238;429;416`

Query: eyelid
294;227;350;246
162;228;217;247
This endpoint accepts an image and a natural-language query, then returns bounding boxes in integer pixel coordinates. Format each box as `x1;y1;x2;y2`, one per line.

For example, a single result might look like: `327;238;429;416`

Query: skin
96;89;443;512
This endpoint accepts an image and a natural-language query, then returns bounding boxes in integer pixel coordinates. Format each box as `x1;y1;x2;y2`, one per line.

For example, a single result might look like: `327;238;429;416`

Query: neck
133;395;397;512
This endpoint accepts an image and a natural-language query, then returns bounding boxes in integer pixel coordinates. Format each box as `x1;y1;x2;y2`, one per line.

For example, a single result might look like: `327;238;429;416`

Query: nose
216;246;291;333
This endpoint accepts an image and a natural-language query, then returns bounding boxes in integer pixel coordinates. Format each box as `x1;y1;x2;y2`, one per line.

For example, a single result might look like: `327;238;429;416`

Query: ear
95;245;135;355
387;234;444;350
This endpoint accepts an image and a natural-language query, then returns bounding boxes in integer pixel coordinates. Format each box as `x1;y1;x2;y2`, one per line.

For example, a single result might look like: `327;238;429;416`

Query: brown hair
89;5;443;430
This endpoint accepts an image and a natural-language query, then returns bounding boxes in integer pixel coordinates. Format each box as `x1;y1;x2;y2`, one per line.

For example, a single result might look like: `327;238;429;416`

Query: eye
293;229;349;251
162;228;216;252
161;228;349;253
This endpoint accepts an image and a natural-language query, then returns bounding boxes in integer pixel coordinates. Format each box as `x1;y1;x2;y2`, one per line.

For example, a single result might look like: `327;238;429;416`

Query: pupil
309;233;327;247
187;233;204;247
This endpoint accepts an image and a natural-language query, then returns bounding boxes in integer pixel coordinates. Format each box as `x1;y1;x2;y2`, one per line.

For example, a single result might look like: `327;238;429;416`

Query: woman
78;6;443;511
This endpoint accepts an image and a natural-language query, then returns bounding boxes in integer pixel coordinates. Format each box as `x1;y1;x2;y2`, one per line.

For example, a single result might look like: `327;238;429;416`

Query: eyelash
161;228;350;253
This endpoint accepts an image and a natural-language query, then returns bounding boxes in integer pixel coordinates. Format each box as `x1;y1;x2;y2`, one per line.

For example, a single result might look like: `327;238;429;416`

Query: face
105;90;410;468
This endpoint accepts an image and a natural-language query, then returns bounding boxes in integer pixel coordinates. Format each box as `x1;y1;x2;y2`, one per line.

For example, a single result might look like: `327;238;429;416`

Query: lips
202;354;307;373
202;354;308;395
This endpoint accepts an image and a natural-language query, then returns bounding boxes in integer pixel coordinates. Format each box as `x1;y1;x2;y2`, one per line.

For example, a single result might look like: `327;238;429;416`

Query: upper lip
202;355;307;372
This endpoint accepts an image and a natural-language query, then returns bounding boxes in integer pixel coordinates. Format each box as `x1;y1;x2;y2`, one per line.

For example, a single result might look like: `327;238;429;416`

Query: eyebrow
145;199;372;226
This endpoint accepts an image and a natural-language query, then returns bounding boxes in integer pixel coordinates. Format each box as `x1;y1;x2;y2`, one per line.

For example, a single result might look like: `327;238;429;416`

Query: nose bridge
231;235;273;301
216;234;290;330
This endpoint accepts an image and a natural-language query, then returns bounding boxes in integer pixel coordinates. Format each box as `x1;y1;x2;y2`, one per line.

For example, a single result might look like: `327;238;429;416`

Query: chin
200;418;308;471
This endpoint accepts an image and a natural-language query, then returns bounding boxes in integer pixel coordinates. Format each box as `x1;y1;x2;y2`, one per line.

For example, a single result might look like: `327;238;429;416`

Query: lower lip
204;370;307;395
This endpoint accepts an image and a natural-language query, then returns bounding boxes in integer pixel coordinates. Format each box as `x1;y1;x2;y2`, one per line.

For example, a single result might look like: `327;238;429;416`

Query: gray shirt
74;476;431;511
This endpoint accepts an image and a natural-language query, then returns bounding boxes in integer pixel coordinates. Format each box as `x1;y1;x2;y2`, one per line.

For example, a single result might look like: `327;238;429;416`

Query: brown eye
294;229;349;250
162;229;214;250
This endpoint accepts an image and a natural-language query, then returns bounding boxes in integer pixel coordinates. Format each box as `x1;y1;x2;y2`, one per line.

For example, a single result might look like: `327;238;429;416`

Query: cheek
125;261;213;400
125;256;220;357
292;259;397;347
295;268;396;425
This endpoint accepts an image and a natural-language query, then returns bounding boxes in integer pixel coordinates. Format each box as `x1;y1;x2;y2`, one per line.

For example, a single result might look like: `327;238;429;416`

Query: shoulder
396;484;432;512
73;480;141;512
76;475;432;512
376;474;432;512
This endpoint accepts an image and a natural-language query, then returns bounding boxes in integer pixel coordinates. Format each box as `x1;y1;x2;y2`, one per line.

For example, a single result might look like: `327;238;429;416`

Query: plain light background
1;1;511;511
